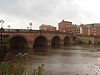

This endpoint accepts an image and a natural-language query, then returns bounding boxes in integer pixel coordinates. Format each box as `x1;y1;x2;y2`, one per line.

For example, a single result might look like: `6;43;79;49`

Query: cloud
0;0;59;19
0;0;99;29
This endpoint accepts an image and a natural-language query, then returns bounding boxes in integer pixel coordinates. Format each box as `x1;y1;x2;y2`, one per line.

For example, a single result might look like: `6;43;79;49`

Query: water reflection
33;47;49;56
13;44;100;75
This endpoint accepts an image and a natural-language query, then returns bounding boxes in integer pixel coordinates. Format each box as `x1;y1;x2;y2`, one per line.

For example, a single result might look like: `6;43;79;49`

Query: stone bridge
1;29;76;49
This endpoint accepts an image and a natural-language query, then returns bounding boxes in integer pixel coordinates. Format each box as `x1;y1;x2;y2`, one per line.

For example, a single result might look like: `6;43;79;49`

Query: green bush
0;53;45;75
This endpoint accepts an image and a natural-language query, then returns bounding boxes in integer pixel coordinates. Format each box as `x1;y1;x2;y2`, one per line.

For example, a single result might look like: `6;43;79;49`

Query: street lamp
0;20;7;61
0;20;4;29
0;20;4;49
29;22;32;30
0;20;5;61
8;25;10;29
27;27;29;29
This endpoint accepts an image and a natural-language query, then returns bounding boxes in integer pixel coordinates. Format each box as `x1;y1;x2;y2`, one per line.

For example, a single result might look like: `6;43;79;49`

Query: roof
93;23;100;27
82;23;100;28
41;24;56;28
62;20;72;23
65;21;72;23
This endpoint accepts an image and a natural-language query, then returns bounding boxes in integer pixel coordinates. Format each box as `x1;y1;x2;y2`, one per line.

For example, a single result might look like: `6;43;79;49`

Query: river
27;44;100;75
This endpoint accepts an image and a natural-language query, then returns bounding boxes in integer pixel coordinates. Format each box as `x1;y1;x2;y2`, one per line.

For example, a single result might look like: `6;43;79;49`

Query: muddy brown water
26;44;100;75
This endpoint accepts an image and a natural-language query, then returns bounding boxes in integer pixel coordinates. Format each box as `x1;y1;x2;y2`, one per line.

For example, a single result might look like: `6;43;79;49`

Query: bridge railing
1;29;69;34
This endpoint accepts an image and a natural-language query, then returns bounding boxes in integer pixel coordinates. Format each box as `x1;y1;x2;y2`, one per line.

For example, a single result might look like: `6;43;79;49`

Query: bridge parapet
2;29;70;34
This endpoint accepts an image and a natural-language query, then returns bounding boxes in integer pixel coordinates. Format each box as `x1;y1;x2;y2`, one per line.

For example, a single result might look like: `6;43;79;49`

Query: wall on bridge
3;32;73;48
75;36;100;44
75;36;94;44
94;37;100;44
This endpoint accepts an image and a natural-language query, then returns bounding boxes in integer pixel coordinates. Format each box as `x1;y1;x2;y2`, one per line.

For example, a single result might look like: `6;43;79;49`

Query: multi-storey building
72;24;80;35
58;20;72;33
39;24;56;31
80;24;88;35
80;23;100;36
58;20;80;35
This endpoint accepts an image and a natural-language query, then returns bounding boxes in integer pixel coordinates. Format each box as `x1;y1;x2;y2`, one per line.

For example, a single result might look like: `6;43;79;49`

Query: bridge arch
64;36;71;45
33;36;48;48
51;36;61;47
73;36;77;41
9;36;28;52
72;36;77;43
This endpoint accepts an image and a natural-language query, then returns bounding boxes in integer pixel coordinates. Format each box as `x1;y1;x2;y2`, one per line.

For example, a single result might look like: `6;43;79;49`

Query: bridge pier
47;40;64;47
60;40;64;45
48;40;51;47
27;41;33;49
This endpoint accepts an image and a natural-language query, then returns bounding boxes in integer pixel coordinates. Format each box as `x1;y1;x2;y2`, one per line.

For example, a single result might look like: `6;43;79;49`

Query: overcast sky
0;0;100;29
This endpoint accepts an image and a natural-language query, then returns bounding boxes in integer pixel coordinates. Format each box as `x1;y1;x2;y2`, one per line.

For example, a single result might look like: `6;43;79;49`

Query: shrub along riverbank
0;53;45;75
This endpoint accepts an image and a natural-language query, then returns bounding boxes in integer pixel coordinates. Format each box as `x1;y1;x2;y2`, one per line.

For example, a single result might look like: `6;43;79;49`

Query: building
72;24;80;35
58;20;72;33
80;24;88;35
58;20;80;35
39;24;56;31
80;23;100;36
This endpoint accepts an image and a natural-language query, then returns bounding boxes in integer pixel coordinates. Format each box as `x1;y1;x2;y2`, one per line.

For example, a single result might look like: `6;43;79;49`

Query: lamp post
29;22;32;30
27;27;29;30
8;25;10;29
0;20;4;29
0;20;6;61
0;20;4;49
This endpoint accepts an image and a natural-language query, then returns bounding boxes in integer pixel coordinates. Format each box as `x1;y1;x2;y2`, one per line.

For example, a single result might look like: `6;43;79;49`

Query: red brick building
58;20;80;35
72;24;80;35
58;20;72;33
39;24;56;31
80;23;100;36
80;24;88;35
